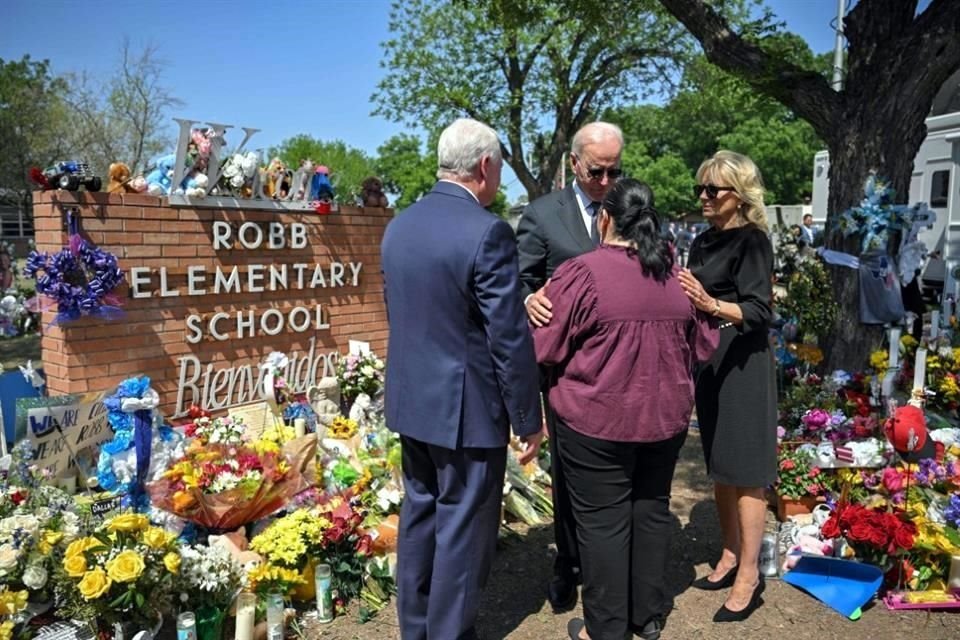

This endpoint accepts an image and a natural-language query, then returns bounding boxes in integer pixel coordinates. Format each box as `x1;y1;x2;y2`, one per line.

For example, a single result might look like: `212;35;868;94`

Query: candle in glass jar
294;418;306;438
948;555;960;593
266;593;284;640
234;592;256;640
888;328;901;369
913;348;927;392
931;310;940;339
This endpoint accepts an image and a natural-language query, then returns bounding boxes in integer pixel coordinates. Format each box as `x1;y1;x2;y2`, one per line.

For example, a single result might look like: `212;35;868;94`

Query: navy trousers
396;435;507;640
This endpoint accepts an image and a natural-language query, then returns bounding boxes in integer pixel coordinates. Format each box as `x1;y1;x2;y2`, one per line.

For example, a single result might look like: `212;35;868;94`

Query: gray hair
571;122;624;157
436;118;502;180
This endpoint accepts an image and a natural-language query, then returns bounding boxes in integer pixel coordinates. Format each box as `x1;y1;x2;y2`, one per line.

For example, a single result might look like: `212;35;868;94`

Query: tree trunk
821;101;929;371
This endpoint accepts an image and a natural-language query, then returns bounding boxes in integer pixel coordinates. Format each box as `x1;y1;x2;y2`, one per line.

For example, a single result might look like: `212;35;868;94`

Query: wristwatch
711;298;722;316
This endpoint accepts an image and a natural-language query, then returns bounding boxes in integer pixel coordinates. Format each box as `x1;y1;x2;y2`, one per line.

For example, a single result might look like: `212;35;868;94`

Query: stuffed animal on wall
145;154;176;195
311;165;334;202
294;159;313;199
361;176;389;208
107;162;137;194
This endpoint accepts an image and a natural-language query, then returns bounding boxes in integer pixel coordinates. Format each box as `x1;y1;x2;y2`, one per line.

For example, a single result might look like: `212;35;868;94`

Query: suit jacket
381;181;542;450
516;185;594;300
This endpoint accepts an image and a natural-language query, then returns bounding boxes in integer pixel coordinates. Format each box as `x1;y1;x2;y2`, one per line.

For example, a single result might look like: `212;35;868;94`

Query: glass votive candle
234;592;256;640
265;592;285;640
176;611;196;640
315;562;334;623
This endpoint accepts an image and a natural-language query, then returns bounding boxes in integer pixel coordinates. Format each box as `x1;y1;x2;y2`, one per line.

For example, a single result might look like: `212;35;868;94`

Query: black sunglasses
694;184;737;199
586;166;623;181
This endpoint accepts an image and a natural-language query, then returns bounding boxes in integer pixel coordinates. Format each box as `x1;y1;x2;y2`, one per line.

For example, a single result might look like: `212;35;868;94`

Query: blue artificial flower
944;494;960;529
831;370;852;386
118;376;151;399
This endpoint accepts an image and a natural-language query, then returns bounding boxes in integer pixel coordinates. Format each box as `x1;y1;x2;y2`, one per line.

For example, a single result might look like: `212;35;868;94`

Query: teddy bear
145;154;176;195
107;162;137;194
361;176;389;208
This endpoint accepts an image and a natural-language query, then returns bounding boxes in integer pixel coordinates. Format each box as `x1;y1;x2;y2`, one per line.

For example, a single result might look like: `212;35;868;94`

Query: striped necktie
588;202;600;246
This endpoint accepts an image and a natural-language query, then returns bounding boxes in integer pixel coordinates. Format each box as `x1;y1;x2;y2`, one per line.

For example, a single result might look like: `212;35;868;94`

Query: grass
0;334;41;372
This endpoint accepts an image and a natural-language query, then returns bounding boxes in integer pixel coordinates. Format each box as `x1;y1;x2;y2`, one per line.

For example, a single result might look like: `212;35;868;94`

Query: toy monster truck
41;161;102;192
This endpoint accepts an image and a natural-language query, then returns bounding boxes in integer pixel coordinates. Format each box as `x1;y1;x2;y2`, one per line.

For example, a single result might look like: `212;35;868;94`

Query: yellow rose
163;551;180;574
106;513;149;533
63;554;88;578
105;550;145;583
0;620;13;640
77;568;112;600
43;530;64;546
37;541;52;556
142;527;172;550
64;537;99;559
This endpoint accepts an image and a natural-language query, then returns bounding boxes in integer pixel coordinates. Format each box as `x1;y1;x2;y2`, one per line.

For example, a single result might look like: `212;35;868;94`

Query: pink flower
882;467;904;493
802;409;831;431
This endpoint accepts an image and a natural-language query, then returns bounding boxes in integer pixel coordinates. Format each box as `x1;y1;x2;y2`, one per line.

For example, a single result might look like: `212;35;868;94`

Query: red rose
780;459;796;471
808;467;821;478
867;526;888;549
893;526;915;552
355;534;373;556
820;516;841;539
849;521;874;543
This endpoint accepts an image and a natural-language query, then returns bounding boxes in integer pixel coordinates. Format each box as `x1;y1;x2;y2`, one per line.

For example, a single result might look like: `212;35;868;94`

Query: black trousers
545;396;580;575
557;421;686;640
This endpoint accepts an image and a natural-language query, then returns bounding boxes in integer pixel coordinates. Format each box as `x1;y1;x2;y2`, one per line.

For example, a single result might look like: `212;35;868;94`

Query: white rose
22;564;47;590
361;366;375;377
0;544;20;571
61;513;80;543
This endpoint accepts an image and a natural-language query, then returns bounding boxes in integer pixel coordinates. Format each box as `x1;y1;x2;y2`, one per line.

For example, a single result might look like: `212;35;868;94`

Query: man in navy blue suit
381;118;544;640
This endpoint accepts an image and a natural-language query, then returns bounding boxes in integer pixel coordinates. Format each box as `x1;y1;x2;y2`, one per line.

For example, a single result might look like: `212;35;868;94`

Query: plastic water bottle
759;532;779;577
176;612;197;640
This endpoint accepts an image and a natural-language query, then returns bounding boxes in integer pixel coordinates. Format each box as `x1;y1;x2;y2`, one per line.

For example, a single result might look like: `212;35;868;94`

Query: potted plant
775;447;834;521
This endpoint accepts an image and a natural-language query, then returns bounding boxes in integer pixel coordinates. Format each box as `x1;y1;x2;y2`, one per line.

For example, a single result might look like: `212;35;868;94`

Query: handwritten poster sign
15;395;113;476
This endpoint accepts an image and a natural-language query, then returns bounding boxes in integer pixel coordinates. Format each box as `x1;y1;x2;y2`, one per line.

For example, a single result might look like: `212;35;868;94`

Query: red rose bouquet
820;502;916;576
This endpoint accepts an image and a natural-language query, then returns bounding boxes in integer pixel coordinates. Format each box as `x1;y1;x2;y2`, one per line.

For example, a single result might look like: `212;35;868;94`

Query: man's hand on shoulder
525;281;553;327
516;431;544;466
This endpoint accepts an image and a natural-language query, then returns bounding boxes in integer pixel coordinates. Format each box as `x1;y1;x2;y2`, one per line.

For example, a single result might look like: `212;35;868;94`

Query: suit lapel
557;186;594;252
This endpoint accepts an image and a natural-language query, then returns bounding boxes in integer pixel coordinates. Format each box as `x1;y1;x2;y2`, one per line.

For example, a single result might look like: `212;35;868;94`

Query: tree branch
658;0;839;140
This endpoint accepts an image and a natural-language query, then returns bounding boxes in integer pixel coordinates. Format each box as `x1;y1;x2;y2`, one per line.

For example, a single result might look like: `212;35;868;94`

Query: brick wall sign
32;190;390;419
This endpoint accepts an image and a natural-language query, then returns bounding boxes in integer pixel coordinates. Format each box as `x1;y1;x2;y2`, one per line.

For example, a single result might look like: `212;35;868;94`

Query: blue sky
2;0;850;202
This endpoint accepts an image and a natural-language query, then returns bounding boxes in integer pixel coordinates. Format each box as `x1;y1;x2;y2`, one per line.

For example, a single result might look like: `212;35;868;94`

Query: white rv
811;69;960;290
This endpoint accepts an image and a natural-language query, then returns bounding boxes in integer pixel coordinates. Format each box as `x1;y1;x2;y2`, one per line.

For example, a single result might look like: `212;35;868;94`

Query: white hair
436;118;502;179
571;122;624;157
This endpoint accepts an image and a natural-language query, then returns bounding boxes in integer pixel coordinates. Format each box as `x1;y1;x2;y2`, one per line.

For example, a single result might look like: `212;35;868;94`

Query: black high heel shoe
713;576;765;622
690;564;738;590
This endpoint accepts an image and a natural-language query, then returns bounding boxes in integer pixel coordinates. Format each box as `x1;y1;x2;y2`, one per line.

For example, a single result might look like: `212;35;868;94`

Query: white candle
881;372;895;399
888;328;901;369
949;555;960;593
294;418;306;438
943;293;952;325
235;593;256;640
931;310;940;339
913;348;927;392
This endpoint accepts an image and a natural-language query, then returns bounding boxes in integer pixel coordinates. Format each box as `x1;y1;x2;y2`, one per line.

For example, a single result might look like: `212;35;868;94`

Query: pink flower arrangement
801;408;831;431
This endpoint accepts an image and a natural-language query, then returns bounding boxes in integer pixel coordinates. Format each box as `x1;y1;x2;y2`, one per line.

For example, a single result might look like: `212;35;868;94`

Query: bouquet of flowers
148;436;315;531
185;414;247;446
820;503;917;578
777;257;838;345
174;543;244;617
53;513;180;631
0;442;82;604
336;352;385;404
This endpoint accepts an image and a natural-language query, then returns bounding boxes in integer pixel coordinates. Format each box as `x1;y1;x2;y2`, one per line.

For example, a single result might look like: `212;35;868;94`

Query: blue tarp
0;369;43;450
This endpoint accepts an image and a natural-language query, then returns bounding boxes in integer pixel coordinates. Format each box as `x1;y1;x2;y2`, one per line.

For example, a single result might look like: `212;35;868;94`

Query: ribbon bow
120;388;160;413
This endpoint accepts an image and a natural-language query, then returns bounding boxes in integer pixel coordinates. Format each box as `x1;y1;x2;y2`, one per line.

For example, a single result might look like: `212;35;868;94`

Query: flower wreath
23;212;124;324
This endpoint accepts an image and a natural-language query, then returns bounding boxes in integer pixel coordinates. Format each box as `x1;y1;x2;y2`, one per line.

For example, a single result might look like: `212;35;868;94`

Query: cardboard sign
227;401;281;441
15;394;112;476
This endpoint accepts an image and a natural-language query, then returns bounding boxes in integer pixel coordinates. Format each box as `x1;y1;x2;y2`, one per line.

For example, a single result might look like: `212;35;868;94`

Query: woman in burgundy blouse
534;179;718;640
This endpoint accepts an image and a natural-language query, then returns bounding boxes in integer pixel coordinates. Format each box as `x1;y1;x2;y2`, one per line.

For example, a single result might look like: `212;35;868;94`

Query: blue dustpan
782;555;883;620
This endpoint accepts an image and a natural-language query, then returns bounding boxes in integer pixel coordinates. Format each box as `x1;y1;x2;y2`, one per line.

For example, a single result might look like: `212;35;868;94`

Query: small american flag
835;444;855;463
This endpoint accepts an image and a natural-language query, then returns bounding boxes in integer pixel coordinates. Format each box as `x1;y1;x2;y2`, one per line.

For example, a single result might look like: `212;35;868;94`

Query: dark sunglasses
694;184;737;199
586;166;623;181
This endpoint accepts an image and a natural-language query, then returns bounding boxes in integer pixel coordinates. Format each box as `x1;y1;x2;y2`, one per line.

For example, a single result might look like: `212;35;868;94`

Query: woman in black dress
677;150;776;623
